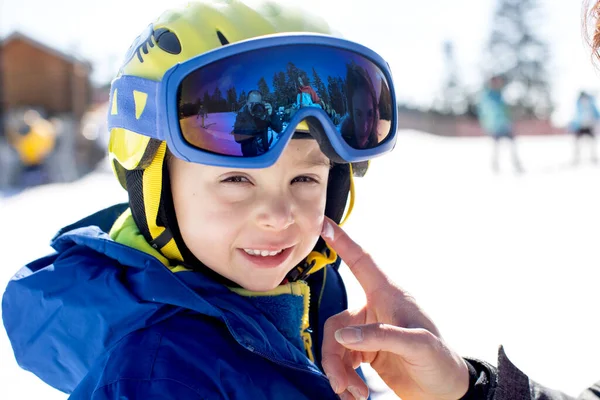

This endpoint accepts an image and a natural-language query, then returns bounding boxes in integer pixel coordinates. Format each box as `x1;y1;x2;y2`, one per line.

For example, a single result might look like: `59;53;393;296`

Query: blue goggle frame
108;33;398;168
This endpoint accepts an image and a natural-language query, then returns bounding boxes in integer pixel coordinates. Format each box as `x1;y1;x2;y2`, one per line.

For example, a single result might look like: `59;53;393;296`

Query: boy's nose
255;197;294;231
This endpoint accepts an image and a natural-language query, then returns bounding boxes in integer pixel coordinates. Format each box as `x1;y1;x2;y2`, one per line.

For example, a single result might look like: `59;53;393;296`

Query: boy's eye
292;176;319;184
222;176;250;184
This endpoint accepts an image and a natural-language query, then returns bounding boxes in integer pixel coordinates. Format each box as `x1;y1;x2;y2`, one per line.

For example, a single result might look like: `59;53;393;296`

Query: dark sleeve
234;109;258;136
269;111;284;133
233;111;251;133
233;111;257;144
463;346;587;400
459;358;497;400
496;345;579;400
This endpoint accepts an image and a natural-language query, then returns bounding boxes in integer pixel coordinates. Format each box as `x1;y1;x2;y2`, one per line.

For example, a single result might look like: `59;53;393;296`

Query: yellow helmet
109;0;353;270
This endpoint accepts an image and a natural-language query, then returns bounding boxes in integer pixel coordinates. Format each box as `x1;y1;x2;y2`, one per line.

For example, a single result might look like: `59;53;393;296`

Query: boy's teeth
244;249;284;257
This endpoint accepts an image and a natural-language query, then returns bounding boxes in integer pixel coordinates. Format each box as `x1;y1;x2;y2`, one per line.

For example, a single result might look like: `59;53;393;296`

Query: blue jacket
3;203;351;399
477;88;512;136
569;95;600;132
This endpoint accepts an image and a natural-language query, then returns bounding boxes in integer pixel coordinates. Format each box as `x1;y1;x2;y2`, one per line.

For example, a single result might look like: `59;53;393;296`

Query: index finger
321;216;390;295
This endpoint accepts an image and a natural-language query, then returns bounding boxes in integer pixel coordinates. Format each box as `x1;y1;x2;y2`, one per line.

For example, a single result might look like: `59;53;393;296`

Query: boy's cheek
306;208;328;238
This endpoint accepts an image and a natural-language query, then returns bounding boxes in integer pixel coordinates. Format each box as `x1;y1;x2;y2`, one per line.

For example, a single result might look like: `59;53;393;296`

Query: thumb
335;323;437;361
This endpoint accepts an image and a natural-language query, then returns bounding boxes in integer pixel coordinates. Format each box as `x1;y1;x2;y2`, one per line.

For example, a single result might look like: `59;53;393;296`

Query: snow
2;130;600;398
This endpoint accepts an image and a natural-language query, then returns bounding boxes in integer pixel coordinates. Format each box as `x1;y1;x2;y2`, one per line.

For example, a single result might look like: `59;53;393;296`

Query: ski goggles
108;33;397;168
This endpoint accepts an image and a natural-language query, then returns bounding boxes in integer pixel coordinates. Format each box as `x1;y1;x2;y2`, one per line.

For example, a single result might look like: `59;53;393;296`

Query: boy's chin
233;269;294;292
236;273;290;292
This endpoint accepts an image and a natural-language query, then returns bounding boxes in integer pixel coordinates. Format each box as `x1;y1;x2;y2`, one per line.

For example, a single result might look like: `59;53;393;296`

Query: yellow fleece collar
109;208;191;273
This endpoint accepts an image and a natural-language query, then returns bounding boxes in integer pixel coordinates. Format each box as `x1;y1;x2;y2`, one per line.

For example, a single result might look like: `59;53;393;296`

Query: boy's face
170;139;331;292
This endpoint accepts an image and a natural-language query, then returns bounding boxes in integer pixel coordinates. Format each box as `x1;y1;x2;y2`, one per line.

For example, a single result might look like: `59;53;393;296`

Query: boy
3;1;397;399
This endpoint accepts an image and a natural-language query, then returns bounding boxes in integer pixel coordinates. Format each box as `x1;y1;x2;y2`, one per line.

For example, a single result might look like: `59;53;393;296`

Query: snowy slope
2;130;600;398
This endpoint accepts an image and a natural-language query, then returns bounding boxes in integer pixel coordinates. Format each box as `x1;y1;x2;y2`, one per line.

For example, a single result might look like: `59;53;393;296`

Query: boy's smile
169;138;331;291
238;246;294;269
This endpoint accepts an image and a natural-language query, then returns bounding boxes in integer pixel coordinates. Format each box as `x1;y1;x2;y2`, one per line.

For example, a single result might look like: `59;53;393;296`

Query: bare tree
485;0;553;118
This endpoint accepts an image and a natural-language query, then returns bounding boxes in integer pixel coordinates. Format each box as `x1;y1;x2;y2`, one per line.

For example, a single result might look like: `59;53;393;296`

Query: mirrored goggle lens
178;44;394;157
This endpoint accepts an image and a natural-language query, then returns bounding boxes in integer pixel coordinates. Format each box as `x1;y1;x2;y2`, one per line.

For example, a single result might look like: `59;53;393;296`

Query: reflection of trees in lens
272;71;287;107
312;67;329;105
203;92;211;112
257;77;270;100
286;62;301;103
179;99;202;118
211;87;227;111
197;87;241;113
226;87;238;112
238;90;247;111
249;63;314;109
327;76;346;116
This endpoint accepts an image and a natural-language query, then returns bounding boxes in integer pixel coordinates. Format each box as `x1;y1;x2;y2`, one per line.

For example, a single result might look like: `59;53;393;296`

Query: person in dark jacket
233;90;283;156
1;2;398;399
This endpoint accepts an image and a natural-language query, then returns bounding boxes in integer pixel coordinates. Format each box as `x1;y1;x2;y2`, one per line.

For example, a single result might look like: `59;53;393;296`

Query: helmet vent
216;30;230;46
154;28;182;55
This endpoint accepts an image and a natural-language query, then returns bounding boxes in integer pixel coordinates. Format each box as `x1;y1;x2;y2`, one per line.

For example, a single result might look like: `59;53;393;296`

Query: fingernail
347;386;367;400
327;375;339;393
321;219;334;240
335;327;363;344
339;392;353;400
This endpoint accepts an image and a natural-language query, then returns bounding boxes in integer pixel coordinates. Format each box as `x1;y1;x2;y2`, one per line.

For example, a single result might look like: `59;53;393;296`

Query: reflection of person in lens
296;76;323;109
196;103;208;128
233;90;283;156
340;64;380;149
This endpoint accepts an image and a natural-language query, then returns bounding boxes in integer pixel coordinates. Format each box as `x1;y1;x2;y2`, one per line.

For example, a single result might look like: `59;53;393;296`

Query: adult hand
320;217;469;400
265;102;273;116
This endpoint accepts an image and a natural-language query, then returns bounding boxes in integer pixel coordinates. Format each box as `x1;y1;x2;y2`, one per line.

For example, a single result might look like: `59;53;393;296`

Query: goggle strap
340;164;355;227
107;75;159;138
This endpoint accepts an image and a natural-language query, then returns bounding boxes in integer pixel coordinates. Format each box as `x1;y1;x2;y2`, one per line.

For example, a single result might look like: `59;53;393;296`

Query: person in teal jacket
477;75;524;173
2;1;399;399
569;91;599;165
